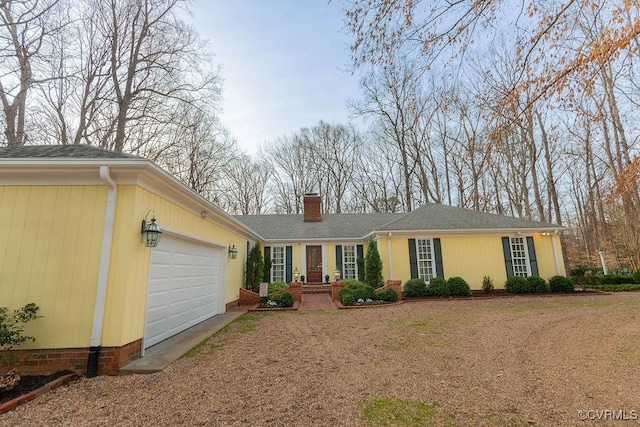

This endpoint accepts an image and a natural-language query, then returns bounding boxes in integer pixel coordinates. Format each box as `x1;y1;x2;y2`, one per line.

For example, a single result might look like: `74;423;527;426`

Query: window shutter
285;246;293;282
526;237;539;276
502;237;514;277
357;244;364;259
433;238;444;278
263;246;271;282
408;239;418;279
335;245;343;274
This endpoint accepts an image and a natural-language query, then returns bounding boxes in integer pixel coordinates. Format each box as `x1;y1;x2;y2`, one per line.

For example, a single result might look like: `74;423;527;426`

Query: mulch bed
1;371;75;405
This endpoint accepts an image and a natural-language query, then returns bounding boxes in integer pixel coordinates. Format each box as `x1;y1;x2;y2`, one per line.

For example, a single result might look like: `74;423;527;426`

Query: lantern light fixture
228;245;238;259
293;267;300;282
333;269;341;281
141;211;162;248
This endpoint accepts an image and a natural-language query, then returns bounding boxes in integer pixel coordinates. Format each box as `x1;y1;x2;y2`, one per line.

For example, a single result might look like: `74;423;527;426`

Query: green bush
447;277;471;296
549;276;574;293
0;303;41;350
376;289;398;302
353;285;376;301
343;279;366;290
403;279;427;297
427;277;449;296
505;276;528;293
364;239;384;288
280;292;294;307
599;275;636;285
339;287;354;301
268;282;289;294
341;293;355;306
526;276;549;293
482;275;494;294
632;270;640;284
598;284;640;292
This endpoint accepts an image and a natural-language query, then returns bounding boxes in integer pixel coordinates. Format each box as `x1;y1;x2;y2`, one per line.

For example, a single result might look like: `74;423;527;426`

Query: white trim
387;232;393;279
366;227;564;238
90;166;117;348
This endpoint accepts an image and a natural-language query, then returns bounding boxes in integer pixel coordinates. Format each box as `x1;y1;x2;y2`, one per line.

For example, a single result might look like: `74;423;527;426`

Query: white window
416;238;435;283
271;246;285;282
342;245;358;279
510;237;530;277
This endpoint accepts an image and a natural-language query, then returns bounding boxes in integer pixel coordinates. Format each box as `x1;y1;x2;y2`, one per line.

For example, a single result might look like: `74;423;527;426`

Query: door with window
306;246;323;283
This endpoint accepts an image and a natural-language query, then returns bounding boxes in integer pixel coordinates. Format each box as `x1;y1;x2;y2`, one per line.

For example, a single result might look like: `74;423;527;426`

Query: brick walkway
298;293;338;311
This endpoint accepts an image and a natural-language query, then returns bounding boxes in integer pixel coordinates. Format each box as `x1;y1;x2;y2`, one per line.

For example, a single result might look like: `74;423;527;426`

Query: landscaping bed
0;371;77;413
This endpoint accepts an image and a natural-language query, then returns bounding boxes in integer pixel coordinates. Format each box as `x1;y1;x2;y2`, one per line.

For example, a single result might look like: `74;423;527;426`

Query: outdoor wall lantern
141;211;162;248
228;245;238;259
293;268;300;282
333;269;341;281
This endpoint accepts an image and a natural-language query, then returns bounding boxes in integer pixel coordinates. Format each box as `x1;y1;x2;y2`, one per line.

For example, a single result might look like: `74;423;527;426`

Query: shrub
341;293;355;306
376;289;398;302
339;287;354;301
268;282;289;294
353;286;376;301
0;303;41;350
343;279;366;290
632;270;640;284
403;279;427;297
427;277;449;296
599;284;640;292
280;292;294;307
245;242;264;292
549;276;574;293
482;275;494;294
505;276;527;293
526;276;549;293
598;275;636;285
447;277;471;296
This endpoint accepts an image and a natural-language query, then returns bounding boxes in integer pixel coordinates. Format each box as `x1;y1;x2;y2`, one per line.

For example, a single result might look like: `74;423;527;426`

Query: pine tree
364;239;383;288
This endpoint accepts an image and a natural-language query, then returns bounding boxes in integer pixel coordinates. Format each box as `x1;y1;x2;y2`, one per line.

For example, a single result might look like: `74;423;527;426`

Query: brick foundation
0;339;143;376
225;299;239;311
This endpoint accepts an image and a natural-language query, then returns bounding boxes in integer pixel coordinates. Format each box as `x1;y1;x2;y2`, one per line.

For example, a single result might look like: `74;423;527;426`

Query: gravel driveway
2;292;639;426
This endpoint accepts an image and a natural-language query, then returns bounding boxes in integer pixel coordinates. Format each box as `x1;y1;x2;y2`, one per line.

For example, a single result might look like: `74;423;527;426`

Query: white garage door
144;234;223;349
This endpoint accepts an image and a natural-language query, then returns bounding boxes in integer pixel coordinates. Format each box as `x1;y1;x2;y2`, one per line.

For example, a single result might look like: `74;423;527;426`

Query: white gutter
91;166;117;347
387;232;393;279
551;229;561;275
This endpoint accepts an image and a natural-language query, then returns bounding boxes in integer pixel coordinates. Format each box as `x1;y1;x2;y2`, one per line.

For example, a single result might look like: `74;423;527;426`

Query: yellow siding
101;186;250;347
0;186;106;348
386;233;566;290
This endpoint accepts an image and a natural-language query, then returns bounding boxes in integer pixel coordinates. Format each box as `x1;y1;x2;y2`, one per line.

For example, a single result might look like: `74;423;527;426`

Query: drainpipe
87;166;117;377
550;229;563;276
387;232;393;279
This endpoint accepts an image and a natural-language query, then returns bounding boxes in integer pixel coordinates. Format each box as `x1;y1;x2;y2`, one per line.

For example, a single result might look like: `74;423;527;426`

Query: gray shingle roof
234;213;402;240
0;144;140;159
379;203;560;231
235;204;562;241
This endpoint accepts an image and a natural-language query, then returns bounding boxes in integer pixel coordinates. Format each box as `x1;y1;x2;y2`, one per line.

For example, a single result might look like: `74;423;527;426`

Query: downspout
551;229;561;276
87;166;117;377
387;232;393;280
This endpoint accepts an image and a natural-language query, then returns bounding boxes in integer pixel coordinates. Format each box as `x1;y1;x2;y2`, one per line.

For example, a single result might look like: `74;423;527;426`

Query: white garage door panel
144;235;222;349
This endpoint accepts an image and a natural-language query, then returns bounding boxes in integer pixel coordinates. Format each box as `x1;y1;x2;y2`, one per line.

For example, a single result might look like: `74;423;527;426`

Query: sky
189;1;363;155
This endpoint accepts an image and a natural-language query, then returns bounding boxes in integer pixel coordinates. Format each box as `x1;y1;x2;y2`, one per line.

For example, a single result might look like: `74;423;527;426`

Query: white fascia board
366;227;565;238
0;158;263;241
261;237;366;245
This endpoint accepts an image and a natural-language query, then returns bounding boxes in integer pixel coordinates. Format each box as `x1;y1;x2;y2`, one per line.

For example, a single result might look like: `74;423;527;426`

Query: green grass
362;398;454;426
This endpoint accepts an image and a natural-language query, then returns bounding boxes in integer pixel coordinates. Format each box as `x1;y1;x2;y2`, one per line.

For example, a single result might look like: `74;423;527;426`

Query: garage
144;234;223;349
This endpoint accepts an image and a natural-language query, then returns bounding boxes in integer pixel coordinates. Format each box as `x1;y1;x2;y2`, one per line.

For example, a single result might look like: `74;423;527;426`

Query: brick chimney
303;193;321;222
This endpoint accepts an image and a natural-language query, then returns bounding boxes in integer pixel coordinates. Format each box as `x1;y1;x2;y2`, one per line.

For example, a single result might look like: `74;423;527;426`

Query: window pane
343;245;357;279
510;237;530;277
416;238;434;282
271;246;285;282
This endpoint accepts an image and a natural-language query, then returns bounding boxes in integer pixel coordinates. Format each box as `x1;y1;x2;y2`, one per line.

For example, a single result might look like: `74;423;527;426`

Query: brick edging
0;372;79;415
248;301;300;312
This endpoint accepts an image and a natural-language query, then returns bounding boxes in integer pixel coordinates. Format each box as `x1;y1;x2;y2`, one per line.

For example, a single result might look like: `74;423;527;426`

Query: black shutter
356;244;364;280
263;246;271;282
502;237;514;277
357;244;364;259
285;246;293;282
433;238;444;278
335;245;343;275
408;239;418;279
526;237;539;276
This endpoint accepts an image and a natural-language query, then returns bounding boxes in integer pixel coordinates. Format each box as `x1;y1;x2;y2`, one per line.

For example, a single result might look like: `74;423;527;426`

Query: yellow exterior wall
0;185;107;349
101;186;250;347
386;233;566;290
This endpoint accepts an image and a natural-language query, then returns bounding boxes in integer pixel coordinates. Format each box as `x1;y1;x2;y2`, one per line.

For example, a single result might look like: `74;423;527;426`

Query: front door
306;246;323;283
